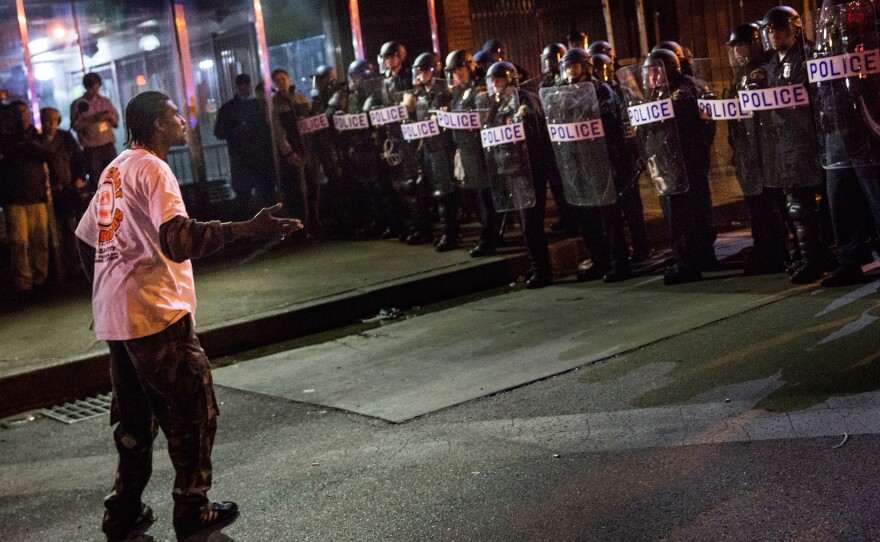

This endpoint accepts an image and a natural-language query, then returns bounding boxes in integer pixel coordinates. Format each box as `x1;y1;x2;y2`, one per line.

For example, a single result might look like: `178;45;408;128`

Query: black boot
787;189;824;284
436;193;460;252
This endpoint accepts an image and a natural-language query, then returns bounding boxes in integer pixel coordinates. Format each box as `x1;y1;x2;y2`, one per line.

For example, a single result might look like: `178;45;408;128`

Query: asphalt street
3;251;880;542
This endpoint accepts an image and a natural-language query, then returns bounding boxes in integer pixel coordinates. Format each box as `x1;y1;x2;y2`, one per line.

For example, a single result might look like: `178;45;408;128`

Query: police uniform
764;37;828;282
662;73;717;282
555;75;631;281
303;76;343;235
414;78;460;250
328;80;380;235
812;0;880;285
727;60;789;274
364;65;415;238
450;81;500;255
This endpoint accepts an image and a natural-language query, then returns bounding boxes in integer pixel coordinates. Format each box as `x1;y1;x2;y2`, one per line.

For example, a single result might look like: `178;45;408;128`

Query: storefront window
182;0;263;187
72;0;181;174
0;0;346;211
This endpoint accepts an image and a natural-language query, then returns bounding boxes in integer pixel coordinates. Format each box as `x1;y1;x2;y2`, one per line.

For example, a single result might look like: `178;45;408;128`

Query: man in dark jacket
554;48;631;282
214;73;275;220
760;6;829;283
1;101;53;296
485;61;555;288
645;50;717;284
39;106;86;282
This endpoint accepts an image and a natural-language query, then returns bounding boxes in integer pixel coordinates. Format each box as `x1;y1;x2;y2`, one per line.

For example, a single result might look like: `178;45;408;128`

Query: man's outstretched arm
160;203;301;263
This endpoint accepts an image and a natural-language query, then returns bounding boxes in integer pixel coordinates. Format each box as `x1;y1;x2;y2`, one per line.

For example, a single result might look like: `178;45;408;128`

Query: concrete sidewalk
0;175;749;418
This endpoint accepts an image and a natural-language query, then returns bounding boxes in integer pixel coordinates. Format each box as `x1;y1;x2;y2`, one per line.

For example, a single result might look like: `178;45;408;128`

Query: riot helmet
588;40;614;59
567;30;589;50
560;47;592;83
643;48;680;93
653;41;686;59
760;6;802;52
727;22;763;68
445;50;475;84
347;59;374;90
653;40;694;76
483;38;506;59
592;53;615;83
380;41;406;73
314;64;334;80
312;65;337;93
412;52;441;86
486;61;519;94
474;49;501;83
541;43;568;76
380;41;406;59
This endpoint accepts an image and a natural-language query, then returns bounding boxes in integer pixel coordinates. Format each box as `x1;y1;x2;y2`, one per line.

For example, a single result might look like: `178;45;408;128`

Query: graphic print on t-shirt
96;166;124;262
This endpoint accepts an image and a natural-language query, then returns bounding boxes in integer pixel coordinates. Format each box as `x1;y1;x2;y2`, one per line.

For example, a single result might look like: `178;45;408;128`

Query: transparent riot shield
367;88;418;180
443;84;490;190
401;90;456;196
616;61;689;195
738;43;822;188
807;1;880;169
539;83;616;206
692;59;764;196
477;88;536;211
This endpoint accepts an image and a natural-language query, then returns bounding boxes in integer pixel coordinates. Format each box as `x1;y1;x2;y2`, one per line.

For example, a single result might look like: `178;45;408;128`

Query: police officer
540;43;567;88
270;68;308;223
473;49;500;86
486;61;555;288
760;6;830;283
726;23;789;275
648;49;717;284
810;0;880;286
540;43;578;235
483;38;530;84
592;51;652;262
555;48;632;282
653;40;696;78
446;50;501;257
410;52;460;251
304;65;343;235
328;59;381;236
567;30;589;51
588;40;618;69
364;41;414;239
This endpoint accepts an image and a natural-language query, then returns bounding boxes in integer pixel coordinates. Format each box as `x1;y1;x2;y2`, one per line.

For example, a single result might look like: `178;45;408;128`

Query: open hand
246;203;303;239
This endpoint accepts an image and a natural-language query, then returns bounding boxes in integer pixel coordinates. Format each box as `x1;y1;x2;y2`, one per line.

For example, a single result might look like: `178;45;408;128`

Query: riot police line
299;0;880;289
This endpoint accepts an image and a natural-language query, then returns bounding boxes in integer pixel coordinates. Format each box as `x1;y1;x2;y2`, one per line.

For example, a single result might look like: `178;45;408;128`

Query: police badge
463;88;472;102
783;63;791;79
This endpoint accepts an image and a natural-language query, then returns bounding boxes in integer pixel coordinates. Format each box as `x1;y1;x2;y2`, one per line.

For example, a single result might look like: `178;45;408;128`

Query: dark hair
234;73;251;85
83;72;102;89
271;68;289;79
124;91;169;146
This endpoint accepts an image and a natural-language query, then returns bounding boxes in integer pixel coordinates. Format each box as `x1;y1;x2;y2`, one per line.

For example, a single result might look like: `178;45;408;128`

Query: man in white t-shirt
76;91;300;542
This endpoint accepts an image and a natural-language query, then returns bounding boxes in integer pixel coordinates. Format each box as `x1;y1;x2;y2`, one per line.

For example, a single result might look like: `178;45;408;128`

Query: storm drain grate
40;393;112;424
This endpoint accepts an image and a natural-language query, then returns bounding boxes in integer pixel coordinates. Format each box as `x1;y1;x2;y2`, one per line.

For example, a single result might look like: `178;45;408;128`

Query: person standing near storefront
1;100;52;298
214;73;276;219
71;72;119;193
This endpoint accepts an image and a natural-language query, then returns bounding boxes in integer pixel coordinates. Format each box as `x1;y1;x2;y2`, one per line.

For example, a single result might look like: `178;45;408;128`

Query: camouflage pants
102;314;219;538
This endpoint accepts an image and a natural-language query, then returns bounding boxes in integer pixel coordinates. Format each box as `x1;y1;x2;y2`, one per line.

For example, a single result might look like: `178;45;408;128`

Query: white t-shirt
76;148;196;340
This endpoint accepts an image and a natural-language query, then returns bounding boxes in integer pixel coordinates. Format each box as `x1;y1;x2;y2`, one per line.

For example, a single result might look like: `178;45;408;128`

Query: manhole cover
40;393;112;424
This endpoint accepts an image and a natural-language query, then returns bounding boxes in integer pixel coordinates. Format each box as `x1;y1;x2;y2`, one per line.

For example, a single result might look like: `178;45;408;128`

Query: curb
0;198;749;419
0;252;531;419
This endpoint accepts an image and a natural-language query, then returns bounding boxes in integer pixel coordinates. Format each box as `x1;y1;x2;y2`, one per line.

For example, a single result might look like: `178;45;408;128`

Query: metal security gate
469;0;607;90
